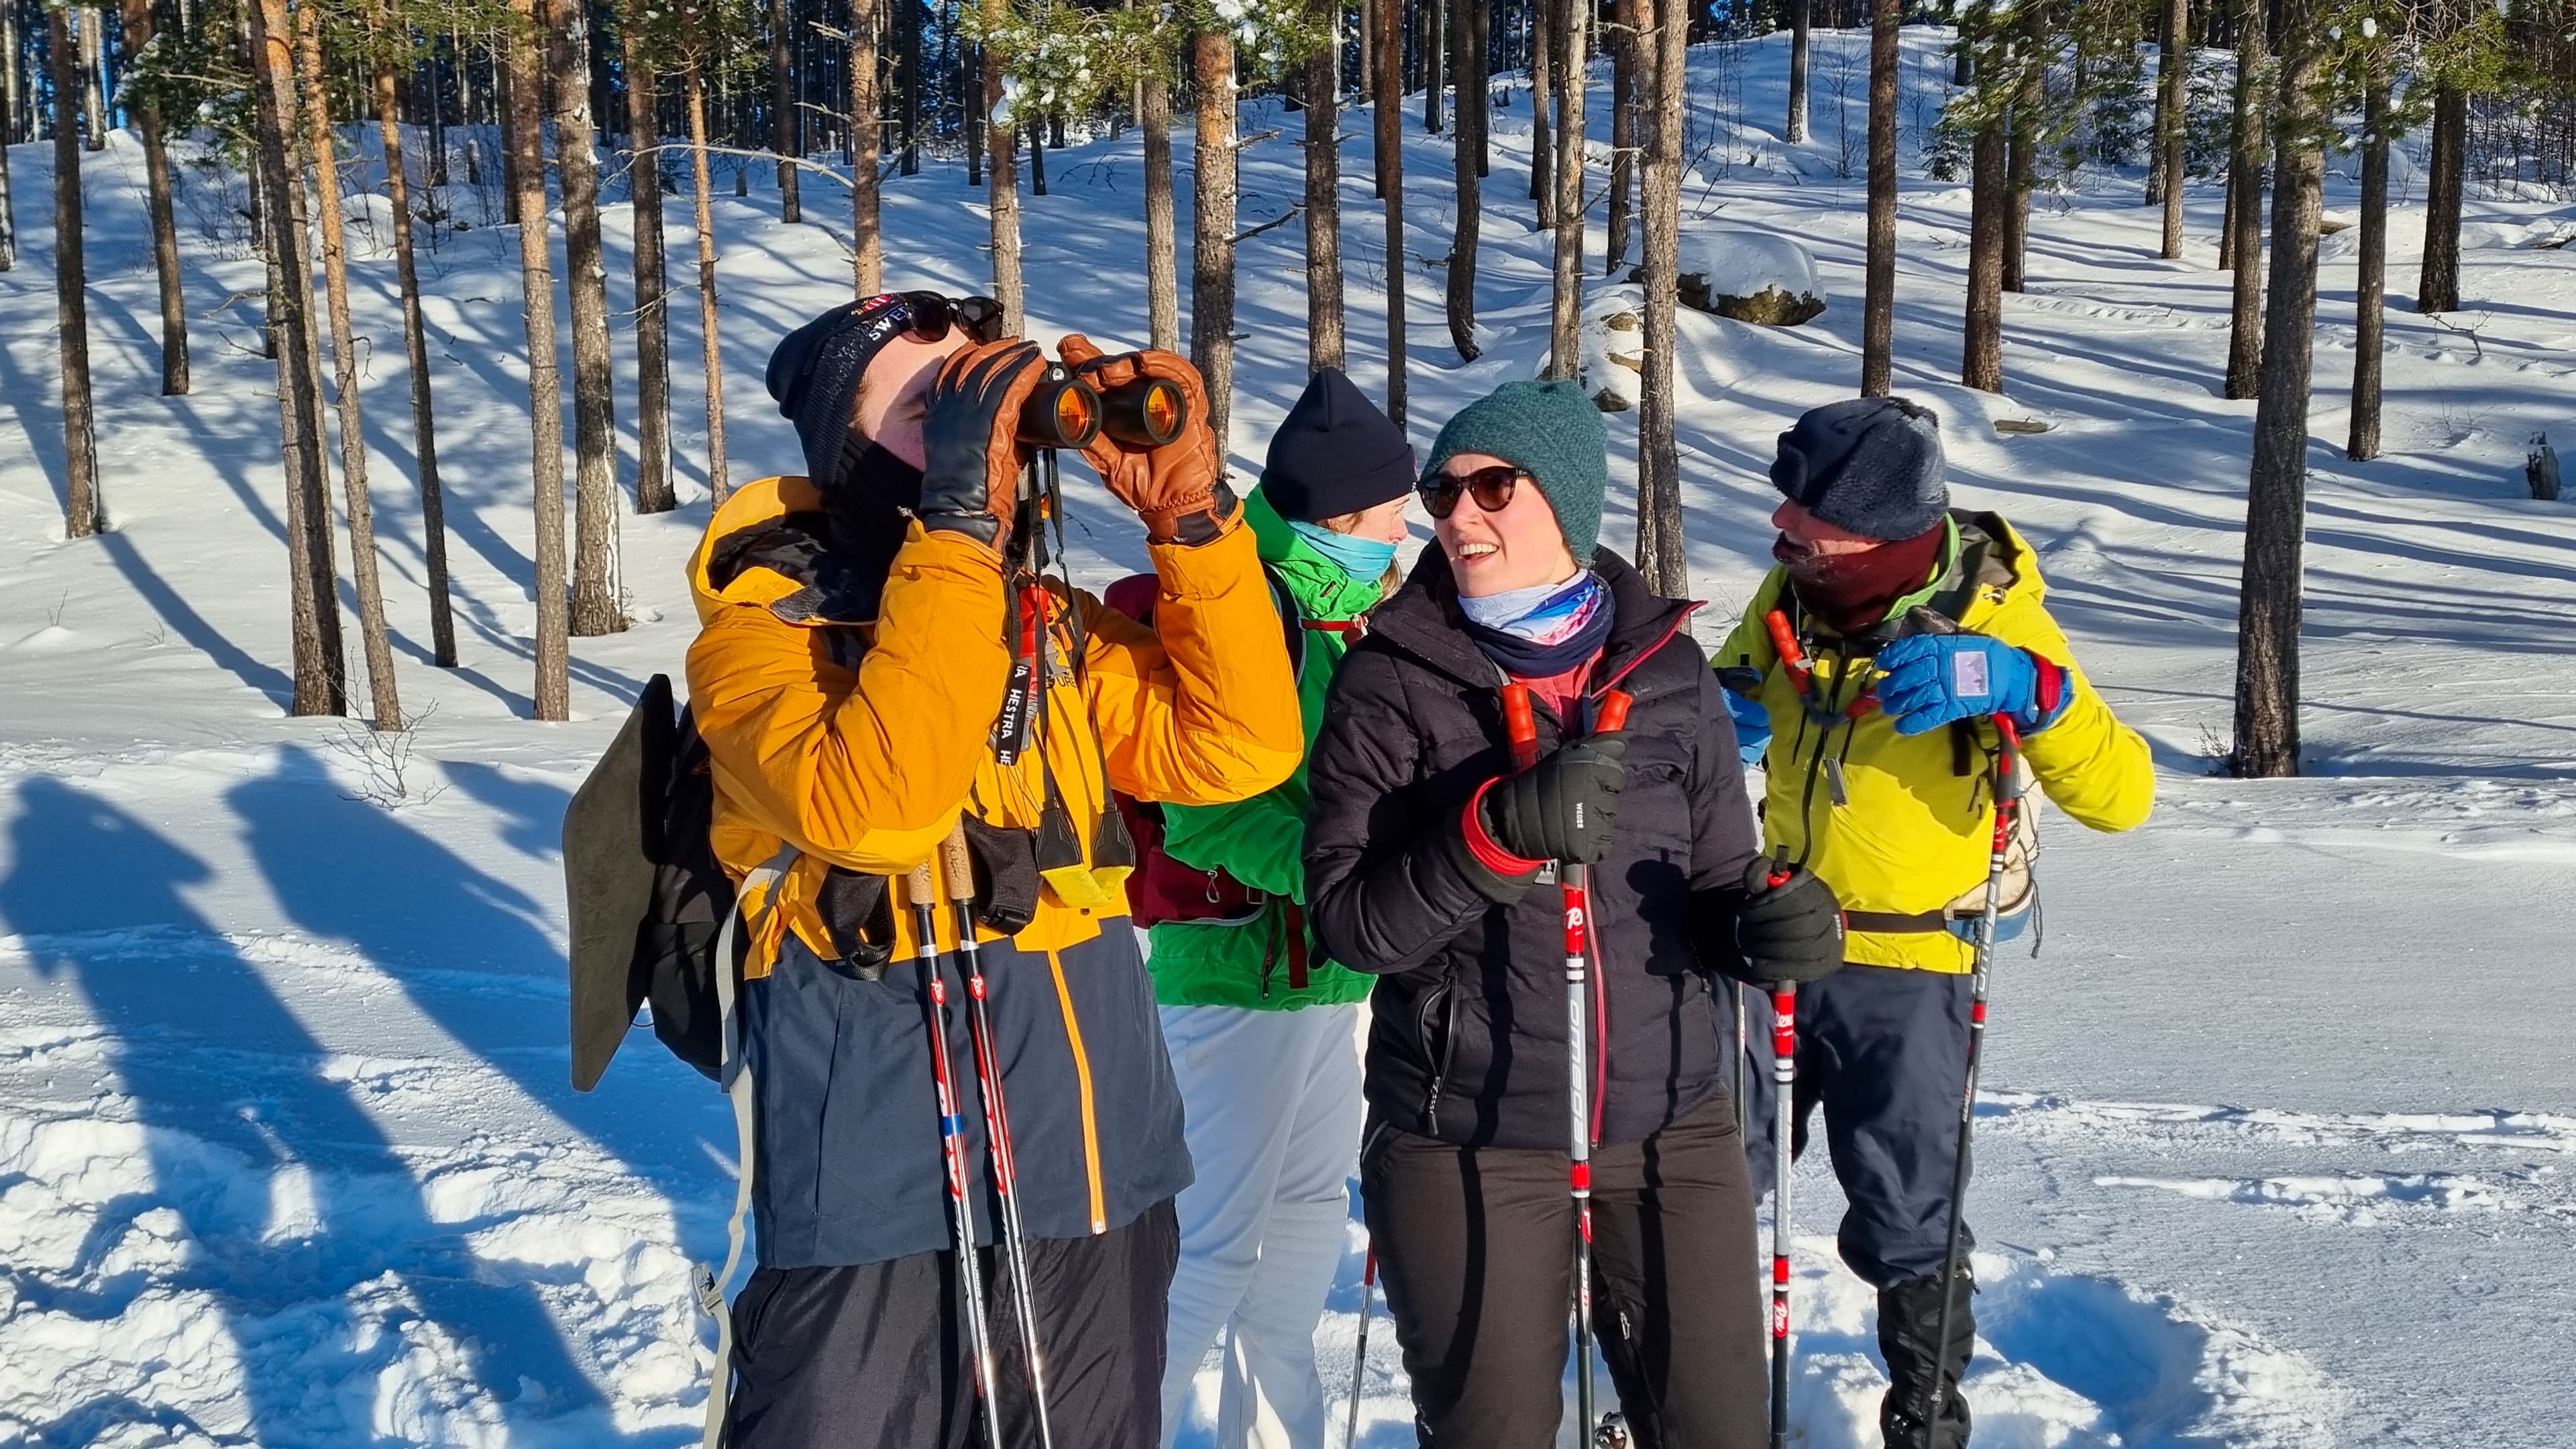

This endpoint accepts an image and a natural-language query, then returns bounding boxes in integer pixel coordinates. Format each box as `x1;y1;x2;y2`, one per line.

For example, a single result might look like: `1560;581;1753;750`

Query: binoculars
1016;364;1189;451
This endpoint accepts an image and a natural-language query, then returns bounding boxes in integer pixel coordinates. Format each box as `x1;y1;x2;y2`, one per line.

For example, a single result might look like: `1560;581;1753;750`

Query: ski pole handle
1764;609;1813;690
908;861;938;914
938;824;978;906
1591;688;1633;735
1501;683;1539;772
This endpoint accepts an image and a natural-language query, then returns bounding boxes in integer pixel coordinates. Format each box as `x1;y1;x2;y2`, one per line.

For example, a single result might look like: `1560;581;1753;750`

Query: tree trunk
627;28;676;515
983;1;1021;330
898;0;918;173
2158;0;2187;258
686;62;730;504
1786;0;1809;144
1191;30;1238;450
1426;0;1444;132
374;0;460;665
1448;0;1483;360
2347;61;2387;462
246;0;345;714
2002;64;2036;292
1143;70;1179;352
1607;0;1633;272
119;0;188;394
1028;117;1046;197
550;0;624;638
1635;0;1686;596
1961;117;2004;392
2222;0;2264;397
1470;0;1489;178
79;5;104;150
1529;0;1551;218
1546;0;1587;378
508;0;572;720
1859;0;1897;397
1305;0;1346;374
2416;86;2463;313
965;40;982;188
2233;0;2324;780
296;4;405;729
851;0;881;292
1375;0;1407;422
49;8;102;539
771;0;800;220
496;42;521;220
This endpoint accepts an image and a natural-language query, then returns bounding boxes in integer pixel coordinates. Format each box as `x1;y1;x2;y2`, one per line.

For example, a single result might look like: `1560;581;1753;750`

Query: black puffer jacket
1306;547;1761;1150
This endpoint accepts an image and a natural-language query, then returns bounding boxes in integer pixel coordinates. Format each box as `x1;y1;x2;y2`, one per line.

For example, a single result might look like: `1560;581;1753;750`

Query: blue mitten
1874;633;2059;736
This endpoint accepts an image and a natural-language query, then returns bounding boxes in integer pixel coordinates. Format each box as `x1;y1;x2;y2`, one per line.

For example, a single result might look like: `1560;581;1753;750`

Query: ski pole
906;861;1006;1449
1345;1247;1377;1448
938;828;1056;1449
1764;938;1799;1449
1925;714;2025;1425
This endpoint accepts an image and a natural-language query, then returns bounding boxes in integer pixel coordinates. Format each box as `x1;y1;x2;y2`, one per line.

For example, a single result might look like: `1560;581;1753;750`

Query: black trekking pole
1924;714;2025;1425
1344;1246;1377;1448
937;827;1057;1449
905;862;1006;1449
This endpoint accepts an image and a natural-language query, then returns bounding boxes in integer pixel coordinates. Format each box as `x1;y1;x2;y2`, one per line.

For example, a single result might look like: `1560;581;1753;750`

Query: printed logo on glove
1872;633;2070;737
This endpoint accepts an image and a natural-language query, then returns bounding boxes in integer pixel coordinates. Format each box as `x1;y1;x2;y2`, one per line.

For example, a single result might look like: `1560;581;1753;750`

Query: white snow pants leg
1155;1002;1366;1449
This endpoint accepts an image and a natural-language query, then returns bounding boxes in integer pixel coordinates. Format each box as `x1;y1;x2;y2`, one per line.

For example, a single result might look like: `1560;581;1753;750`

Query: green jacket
1148;490;1383;1010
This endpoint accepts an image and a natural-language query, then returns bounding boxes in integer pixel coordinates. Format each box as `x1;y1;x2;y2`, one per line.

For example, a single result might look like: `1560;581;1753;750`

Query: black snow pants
1739;963;1976;1289
1360;1093;1768;1449
722;1197;1179;1449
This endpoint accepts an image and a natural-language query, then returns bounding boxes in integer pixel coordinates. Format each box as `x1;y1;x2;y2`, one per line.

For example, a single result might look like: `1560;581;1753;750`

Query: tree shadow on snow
0;777;604;1446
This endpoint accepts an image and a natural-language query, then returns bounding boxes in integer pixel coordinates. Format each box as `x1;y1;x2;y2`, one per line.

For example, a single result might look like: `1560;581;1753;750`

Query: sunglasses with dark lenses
1418;465;1527;519
898;290;1008;345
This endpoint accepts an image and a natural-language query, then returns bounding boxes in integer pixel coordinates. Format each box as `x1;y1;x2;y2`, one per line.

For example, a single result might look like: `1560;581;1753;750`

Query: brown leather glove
917;339;1049;551
1057;335;1238;545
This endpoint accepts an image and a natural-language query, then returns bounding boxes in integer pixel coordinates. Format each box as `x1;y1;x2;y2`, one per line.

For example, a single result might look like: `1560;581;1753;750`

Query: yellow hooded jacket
1716;512;2154;973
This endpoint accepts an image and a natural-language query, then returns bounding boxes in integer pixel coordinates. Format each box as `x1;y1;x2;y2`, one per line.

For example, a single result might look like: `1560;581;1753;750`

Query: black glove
1482;733;1628;867
1731;860;1845;985
917;340;1047;548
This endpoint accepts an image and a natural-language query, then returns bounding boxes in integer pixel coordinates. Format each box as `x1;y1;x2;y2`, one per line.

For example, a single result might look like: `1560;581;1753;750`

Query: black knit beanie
1260;367;1417;523
765;294;916;494
1770;396;1949;542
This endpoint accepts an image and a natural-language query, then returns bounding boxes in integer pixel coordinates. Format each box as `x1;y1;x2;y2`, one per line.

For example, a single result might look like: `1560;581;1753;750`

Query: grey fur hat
1768;396;1949;541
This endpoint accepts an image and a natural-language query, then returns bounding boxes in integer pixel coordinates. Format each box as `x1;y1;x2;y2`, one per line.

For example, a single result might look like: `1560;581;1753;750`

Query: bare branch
1229;205;1303;246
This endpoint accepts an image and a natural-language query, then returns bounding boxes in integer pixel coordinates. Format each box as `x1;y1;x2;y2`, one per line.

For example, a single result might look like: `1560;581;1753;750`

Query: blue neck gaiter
1287;518;1401;582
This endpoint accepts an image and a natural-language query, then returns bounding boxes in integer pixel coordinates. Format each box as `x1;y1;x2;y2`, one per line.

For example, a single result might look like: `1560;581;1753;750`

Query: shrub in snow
1572;285;1646;413
1675;229;1826;327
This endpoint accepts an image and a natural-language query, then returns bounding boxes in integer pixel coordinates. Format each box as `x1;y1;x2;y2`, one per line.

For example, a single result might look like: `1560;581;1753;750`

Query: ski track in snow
7;19;2576;1449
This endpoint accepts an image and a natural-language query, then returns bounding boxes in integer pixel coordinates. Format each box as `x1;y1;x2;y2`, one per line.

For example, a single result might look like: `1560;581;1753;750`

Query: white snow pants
1155;1000;1366;1449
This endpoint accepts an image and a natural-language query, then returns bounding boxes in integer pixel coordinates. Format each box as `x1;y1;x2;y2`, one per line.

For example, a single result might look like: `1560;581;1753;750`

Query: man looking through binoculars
679;292;1303;1448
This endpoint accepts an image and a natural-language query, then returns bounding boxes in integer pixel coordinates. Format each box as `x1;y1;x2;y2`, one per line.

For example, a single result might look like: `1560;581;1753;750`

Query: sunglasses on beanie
1417;464;1529;520
896;290;1007;345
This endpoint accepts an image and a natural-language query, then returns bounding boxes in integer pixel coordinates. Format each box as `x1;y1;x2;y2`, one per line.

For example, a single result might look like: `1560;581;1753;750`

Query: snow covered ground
4;25;2573;1448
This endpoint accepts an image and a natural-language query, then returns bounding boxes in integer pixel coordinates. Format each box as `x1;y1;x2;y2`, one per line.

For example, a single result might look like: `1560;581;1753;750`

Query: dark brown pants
1361;1094;1767;1448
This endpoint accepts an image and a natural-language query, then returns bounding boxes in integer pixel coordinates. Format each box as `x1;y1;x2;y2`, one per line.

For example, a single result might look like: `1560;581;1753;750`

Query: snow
1677;225;1825;307
5;22;2574;1449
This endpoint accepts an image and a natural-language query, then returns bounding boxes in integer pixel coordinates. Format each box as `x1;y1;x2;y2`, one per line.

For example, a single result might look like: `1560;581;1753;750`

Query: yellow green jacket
1715;511;2154;973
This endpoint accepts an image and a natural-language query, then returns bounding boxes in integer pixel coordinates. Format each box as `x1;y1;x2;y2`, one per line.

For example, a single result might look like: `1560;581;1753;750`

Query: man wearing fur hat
1715;397;2154;1449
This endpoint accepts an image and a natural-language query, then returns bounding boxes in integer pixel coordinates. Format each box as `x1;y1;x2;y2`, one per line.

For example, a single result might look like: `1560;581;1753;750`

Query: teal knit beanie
1420;380;1609;561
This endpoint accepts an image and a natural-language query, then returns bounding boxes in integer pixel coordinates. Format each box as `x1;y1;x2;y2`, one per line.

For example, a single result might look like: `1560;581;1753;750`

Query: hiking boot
1876;1271;1975;1449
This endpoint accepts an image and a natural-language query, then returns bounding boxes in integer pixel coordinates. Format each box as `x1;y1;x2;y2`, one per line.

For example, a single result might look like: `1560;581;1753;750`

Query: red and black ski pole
1762;874;1801;1449
1344;1247;1377;1448
938;827;1056;1449
905;862;1005;1449
1925;713;2026;1423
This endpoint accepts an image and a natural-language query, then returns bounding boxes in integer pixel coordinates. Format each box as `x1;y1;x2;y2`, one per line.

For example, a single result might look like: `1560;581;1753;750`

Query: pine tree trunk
1470;0;1489;178
896;0;918;173
627;30;676;515
1859;0;1896;397
1961;117;2004;392
1529;0;1552;218
1305;0;1347;374
1786;0;1809;144
2222;0;2264;397
2347;62;2387;462
1028;117;1046;196
374;0;460;665
1447;0;1482;360
497;42;521;220
120;0;187;394
965;40;982;188
851;0;881;293
2158;0;2187;258
79;6;104;150
0;63;16;270
1546;0;1587;379
2002;72;2035;292
508;1;572;720
1144;69;1179;352
2233;0;2323;780
2416;86;2463;313
686;62;729;503
550;0;624;637
49;8;101;539
983;0;1021;330
1607;0;1633;272
1426;0;1444;132
1375;0;1407;422
771;0;800;220
296;5;404;729
1635;0;1686;596
247;0;345;714
1191;30;1238;450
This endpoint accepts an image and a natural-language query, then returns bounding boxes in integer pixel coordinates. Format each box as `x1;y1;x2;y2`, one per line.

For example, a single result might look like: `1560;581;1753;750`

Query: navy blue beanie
1770;396;1949;541
1261;368;1416;523
765;295;914;492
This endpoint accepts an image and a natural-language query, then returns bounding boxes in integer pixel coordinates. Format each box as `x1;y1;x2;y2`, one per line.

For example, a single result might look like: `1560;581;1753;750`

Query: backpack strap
698;843;798;1449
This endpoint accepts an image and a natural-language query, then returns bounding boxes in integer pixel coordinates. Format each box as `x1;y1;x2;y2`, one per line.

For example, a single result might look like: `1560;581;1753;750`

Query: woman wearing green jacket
1138;368;1413;1449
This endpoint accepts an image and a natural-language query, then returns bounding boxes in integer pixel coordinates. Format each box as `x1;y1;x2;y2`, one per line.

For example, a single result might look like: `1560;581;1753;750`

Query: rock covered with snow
1675;228;1827;325
1573;285;1648;413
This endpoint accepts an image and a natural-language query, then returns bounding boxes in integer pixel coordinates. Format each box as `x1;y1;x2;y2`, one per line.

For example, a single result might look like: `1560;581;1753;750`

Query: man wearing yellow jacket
1715;398;2152;1449
687;293;1300;1448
